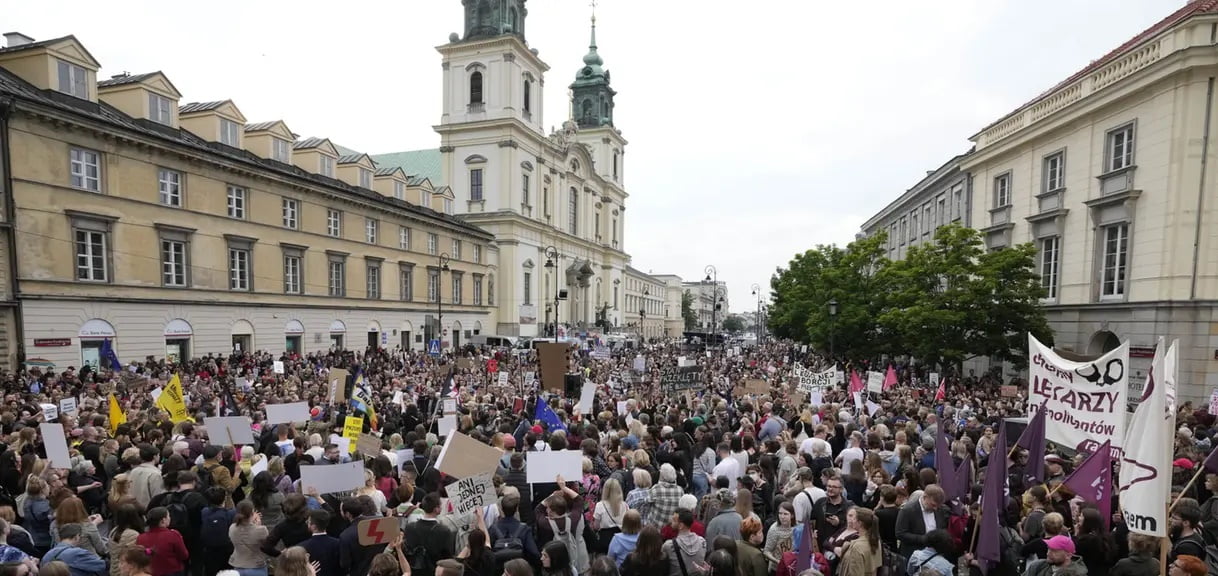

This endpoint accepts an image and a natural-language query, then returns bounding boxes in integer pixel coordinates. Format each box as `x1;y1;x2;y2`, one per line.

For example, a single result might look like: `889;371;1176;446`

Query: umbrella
22;358;55;367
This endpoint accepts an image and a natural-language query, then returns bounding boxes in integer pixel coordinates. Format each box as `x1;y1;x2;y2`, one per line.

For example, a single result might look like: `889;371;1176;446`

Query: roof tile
97;71;160;88
179;101;226;114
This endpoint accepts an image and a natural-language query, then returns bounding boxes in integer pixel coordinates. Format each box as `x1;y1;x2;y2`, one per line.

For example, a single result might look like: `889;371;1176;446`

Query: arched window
602;99;608;118
523;80;532;114
568;187;579;235
508;7;518;32
470;71;484;104
581;99;593;122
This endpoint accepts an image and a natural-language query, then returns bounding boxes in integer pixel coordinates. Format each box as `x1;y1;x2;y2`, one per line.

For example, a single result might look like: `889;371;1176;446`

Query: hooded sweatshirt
662;532;708;576
1025;557;1089;576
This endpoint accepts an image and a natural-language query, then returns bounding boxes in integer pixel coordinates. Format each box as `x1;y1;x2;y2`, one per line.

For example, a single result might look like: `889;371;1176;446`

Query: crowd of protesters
0;337;1212;576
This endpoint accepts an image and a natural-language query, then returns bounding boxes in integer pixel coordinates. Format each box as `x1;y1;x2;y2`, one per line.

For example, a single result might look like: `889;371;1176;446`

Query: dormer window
320;156;335;177
219;119;240;146
394;181;405;200
148;93;172;125
272;138;291;163
56;60;87;99
359;168;372;189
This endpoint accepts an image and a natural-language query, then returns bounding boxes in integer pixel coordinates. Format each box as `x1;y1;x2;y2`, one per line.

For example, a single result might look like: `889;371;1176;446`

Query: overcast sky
8;0;1187;313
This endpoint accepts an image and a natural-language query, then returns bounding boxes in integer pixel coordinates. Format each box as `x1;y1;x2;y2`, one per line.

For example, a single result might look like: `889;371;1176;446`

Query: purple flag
935;422;957;497
976;420;1008;569
1203;445;1218;474
954;456;972;503
794;521;813;574
1017;406;1047;482
1064;440;1113;528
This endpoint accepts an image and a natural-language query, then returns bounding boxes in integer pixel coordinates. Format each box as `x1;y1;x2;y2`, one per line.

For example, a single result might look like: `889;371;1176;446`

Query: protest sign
1209;390;1218;416
300;461;365;494
1000;385;1019;398
436;432;503;478
452;472;497;515
273;361;284;374
797;367;835;393
660;366;702;393
357;434;382;457
357;516;400;546
866;371;883;394
487;359;499;373
526;450;583;483
1027;335;1128;453
204;417;256;446
633;356;646;373
58;397;77;416
343;416;364;453
40;423;71;468
328;368;349;403
265;402;310;424
578;381;596;414
498;372;509;387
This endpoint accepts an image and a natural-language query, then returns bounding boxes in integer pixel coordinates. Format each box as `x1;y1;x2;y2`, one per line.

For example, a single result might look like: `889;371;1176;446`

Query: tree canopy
768;223;1052;369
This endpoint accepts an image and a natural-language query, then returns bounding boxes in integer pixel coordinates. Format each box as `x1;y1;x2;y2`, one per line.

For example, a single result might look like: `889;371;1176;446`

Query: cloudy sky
8;0;1186;313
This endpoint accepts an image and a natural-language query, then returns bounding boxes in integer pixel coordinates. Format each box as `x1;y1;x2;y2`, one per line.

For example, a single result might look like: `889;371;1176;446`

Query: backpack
877;544;906;576
164;492;190;535
548;516;589;576
1000;526;1025;571
195;463;220;492
199;507;233;549
489;523;527;566
406;522;441;576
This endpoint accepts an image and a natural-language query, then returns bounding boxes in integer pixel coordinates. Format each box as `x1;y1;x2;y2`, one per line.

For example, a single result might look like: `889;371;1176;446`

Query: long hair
854;508;879;551
275;547;312;576
630;526;665;567
601;478;624;517
250;471;277;509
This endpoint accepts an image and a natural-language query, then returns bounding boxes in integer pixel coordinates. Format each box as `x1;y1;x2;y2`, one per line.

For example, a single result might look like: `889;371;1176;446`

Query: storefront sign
33;339;71;347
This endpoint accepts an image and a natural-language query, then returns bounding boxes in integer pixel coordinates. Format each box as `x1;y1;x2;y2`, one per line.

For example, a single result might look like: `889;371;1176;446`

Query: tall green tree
722;315;745;333
681;290;698;331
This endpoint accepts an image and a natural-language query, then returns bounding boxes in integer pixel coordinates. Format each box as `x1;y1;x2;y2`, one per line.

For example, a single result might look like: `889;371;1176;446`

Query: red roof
977;0;1218;135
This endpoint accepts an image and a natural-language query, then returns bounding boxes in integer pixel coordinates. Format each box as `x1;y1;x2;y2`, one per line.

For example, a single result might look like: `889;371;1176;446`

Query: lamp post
750;283;763;345
703;265;717;343
437;253;451;349
828;299;838;360
544;246;560;338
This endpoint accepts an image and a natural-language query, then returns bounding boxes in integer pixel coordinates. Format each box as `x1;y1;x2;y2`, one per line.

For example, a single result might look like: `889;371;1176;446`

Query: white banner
796;367;835;393
866;371;883;394
1118;339;1175;537
1027;335;1129;453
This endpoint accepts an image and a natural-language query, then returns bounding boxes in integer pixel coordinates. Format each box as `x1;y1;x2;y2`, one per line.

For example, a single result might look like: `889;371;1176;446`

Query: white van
469;334;517;348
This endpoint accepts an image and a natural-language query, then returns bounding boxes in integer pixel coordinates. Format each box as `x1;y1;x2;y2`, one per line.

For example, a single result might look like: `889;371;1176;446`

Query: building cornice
436;35;551;73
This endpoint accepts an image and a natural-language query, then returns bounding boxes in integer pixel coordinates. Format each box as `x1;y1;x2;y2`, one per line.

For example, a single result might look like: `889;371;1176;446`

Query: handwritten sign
660;366;702;393
273;361;285;374
357;433;382;456
58;397;78;416
497;372;509;387
356;516;400;546
1000;385;1019;398
343;416;364;453
452;472;497;515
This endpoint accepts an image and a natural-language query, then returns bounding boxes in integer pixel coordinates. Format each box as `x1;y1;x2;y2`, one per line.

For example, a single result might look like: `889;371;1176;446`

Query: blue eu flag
534;399;567;433
99;339;122;371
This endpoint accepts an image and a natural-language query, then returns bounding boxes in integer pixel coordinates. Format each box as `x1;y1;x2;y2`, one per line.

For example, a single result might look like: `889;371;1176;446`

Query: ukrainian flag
351;372;378;431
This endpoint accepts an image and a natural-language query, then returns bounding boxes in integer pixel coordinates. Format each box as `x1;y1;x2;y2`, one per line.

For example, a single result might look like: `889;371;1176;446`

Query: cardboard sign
273;361;285;374
328;368;349;403
866;371;884;394
204;416;256;446
742;379;769;395
301;461;365;495
497;372;509;387
1000;385;1019;398
356;516;400;546
343;416;364;453
40;423;71;468
660;366;702;393
452;472;497;515
265;402;311;425
538;342;571;392
457;358;473;370
526;450;583;484
357;433;382;456
436;432;503;479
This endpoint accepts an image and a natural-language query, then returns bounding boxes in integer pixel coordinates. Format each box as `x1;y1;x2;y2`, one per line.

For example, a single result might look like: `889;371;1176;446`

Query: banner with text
660;366;703;393
1027;334;1129;453
797;367;835;393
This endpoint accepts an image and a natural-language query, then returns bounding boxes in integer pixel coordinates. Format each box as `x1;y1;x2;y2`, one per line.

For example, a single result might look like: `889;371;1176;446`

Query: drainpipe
1190;77;1215;300
0;97;24;368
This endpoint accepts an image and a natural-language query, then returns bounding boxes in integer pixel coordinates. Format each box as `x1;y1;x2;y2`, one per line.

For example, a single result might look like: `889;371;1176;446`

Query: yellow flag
107;393;126;434
156;374;190;422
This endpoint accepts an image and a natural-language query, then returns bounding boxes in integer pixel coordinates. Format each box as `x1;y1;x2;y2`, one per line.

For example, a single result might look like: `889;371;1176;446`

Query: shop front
78;318;117;368
164;318;193;363
329;320;346;349
285;319;305;354
232;320;254;353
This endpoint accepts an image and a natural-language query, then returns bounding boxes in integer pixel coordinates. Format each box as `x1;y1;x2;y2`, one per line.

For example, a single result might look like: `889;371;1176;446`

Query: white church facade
375;0;633;338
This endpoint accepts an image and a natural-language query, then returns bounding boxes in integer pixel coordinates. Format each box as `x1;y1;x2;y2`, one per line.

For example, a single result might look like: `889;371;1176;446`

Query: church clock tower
570;13;616;129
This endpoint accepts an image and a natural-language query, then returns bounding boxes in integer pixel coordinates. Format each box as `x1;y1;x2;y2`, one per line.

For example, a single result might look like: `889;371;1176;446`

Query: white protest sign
330;433;351;454
442;398;457;414
866;371;884;394
616;400;629;416
40;423;71;468
633;356;646;373
526;450;583;484
273;361;285;374
866;400;881;416
835;371;845;385
203;416;256;446
300;461;365;495
577;381;596;414
265;402;310;425
58;397;78;416
438;415;458;438
678;357;691;367
452;472;497;515
250;456;269;477
929;373;940;388
1119;339;1175;537
798;367;835;393
1209;390;1218;417
809;390;824;406
1027;335;1128;453
40;404;58;421
498;372;509;387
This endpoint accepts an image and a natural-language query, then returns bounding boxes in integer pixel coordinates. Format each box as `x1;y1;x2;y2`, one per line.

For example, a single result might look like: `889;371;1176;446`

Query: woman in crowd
228;500;270;576
838;508;881;576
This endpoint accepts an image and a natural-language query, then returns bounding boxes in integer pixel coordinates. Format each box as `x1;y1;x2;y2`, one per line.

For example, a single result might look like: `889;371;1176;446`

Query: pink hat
1045;535;1075;554
502;436;516;449
1174;458;1196;470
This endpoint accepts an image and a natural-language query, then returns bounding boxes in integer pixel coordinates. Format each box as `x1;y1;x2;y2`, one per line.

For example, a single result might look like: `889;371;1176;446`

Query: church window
523;80;532;114
470;71;484;104
568;187;579;235
470;168;484;201
613;151;619;180
581;100;593;122
508;7;518;32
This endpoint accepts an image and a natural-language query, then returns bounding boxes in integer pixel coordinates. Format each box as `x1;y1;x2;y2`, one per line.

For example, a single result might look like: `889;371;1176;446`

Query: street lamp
544;246;560;338
751;283;763;344
437;253;451;349
704;265;718;343
828;299;839;360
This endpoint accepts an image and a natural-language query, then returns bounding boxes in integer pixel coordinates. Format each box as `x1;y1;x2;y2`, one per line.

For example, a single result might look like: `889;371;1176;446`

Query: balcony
467;102;485;114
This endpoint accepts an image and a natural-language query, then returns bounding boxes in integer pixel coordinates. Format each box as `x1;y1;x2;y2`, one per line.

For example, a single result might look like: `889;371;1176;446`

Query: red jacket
137;527;189;576
660;520;705;540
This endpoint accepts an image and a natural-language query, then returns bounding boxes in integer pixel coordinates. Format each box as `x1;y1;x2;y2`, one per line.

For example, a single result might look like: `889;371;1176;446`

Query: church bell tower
463;0;528;43
570;11;616;129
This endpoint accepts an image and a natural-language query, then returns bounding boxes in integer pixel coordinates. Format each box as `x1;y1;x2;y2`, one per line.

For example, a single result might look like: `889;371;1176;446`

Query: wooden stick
1169;466;1206;514
969;508;981;553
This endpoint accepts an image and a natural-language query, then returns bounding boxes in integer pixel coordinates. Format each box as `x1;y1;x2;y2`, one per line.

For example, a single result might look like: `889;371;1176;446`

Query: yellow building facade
0;33;497;369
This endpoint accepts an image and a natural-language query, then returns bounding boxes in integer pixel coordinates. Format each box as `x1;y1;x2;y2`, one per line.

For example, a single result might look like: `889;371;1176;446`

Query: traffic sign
428;339;441;356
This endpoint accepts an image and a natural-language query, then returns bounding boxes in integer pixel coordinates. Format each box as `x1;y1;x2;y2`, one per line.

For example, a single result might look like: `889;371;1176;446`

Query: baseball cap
1174;458;1195;470
1045;535;1075;554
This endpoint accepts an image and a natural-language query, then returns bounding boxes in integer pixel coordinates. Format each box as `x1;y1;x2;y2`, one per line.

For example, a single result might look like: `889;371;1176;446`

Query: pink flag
883;364;898;391
1063;440;1113;528
934;376;946;402
849;371;865;394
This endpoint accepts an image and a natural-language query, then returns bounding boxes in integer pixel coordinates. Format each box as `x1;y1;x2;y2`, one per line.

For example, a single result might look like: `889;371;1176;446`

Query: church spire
571;0;616;128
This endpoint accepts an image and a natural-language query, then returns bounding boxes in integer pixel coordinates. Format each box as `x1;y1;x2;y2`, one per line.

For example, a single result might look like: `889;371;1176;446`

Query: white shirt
922;505;938;532
839;446;865;475
792;486;827;525
730;451;749;475
712;457;741;492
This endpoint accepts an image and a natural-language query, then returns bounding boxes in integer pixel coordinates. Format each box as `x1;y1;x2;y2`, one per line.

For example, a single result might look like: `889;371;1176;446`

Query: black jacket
894;499;949;559
300;533;342;576
339;515;389;576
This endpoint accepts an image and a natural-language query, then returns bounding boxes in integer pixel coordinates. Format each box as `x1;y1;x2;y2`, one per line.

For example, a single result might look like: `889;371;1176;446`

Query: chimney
110;72;130;80
3;32;35;48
